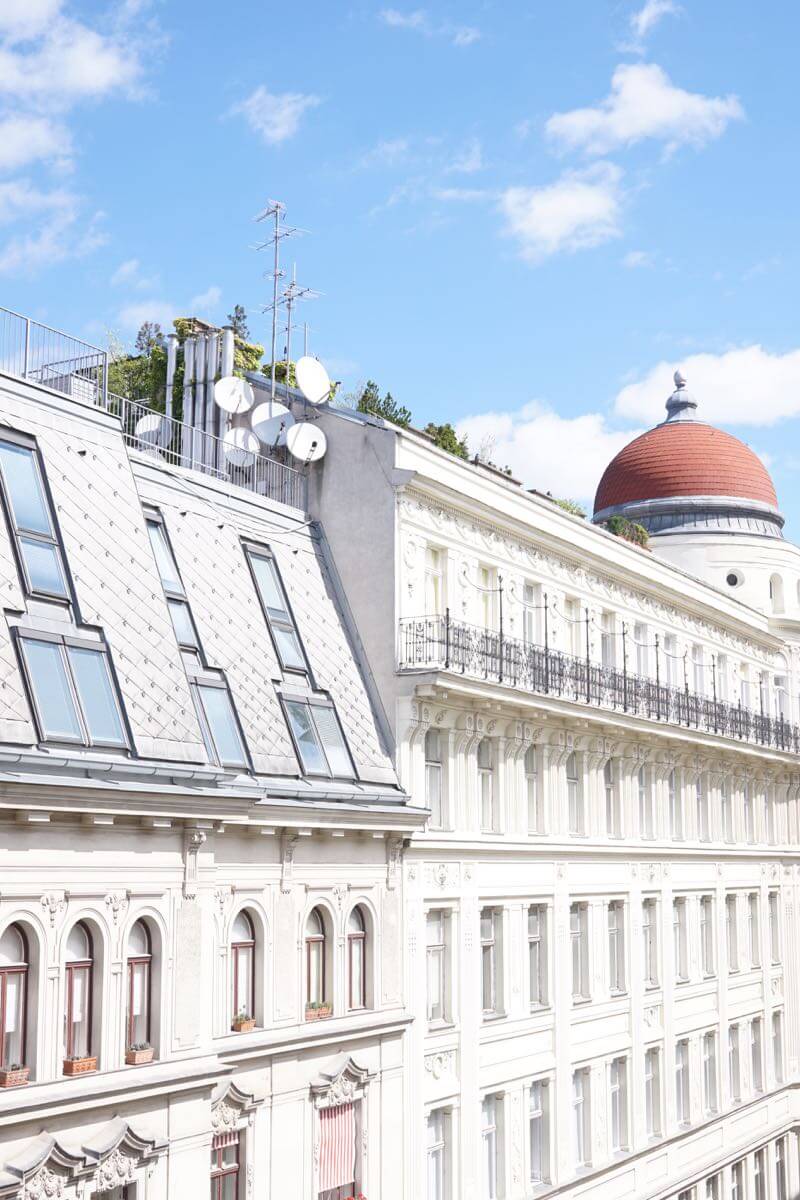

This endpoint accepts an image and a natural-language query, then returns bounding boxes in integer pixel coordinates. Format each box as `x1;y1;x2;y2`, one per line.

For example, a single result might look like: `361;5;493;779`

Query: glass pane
168;599;199;648
70;966;90;1056
250;554;288;619
285;701;327;774
220;1171;238;1200
312;705;352;776
22;639;82;740
68;647;126;744
0;443;51;534
235;945;253;1016
350;939;364;1007
308;940;322;1003
273;624;306;671
3;971;24;1064
20;537;67;596
198;685;247;767
146;520;183;593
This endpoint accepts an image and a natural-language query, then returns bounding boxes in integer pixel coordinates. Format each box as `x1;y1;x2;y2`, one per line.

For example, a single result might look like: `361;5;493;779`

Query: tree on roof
355;380;412;427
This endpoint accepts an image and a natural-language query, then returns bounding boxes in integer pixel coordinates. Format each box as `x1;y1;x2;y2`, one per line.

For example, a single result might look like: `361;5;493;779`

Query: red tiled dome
594;421;777;515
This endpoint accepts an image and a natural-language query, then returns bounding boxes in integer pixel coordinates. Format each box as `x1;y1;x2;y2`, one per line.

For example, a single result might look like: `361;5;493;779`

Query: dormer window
0;437;69;601
283;696;355;779
247;547;309;675
18;632;127;747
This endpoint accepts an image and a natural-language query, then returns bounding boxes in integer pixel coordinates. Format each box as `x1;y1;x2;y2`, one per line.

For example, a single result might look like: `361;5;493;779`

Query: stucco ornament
23;1168;65;1199
104;890;129;925
328;1074;356;1106
424;1051;454;1080
96;1148;136;1189
40;891;67;928
212;1102;238;1132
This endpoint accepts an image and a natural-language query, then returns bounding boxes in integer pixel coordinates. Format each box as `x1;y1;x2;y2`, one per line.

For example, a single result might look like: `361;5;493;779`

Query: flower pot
232;1017;256;1033
0;1066;29;1087
305;1004;333;1022
125;1046;154;1065
62;1055;97;1076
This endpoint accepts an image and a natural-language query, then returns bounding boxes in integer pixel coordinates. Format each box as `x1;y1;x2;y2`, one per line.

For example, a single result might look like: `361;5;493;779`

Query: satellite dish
223;426;259;468
286;421;327;463
295;356;331;405
214;376;254;414
134;411;169;449
250;400;294;446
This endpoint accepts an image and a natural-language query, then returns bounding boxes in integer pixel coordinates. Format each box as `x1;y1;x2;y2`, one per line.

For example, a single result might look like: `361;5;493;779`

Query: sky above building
2;0;800;530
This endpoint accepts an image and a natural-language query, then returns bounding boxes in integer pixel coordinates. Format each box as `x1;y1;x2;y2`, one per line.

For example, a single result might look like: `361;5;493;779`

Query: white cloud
0;114;68;172
614;346;800;426
0;193;106;275
111;258;141;286
446;137;483;174
432;186;489;202
457;401;644;502
498;163;623;263
622;248;654;268
117;298;178;334
358;137;410;168
630;0;679;42
0;0;62;42
189;285;222;314
0;16;144;106
231;86;320;145
378;8;481;46
546;63;743;156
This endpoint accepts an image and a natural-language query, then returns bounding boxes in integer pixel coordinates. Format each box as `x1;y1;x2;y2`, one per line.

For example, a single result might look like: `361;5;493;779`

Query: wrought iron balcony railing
398;614;800;755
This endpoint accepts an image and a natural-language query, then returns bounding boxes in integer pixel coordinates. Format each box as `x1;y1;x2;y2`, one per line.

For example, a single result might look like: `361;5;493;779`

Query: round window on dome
726;570;744;588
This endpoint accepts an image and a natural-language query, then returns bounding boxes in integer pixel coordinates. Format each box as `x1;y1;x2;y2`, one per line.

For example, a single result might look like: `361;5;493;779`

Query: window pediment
310;1055;374;1109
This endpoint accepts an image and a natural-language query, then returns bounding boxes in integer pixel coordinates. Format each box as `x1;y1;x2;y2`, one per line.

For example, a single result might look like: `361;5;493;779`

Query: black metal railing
398;614;800;755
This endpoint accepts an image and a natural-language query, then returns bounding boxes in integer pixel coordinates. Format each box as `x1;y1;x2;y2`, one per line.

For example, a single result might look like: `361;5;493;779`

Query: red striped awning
318;1102;356;1192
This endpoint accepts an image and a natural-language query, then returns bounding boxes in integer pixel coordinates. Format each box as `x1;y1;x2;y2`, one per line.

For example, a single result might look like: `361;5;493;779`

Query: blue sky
3;0;800;527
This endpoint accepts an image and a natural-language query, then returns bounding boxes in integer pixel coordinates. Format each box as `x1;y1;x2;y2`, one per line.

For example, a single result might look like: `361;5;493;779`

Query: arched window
425;729;443;828
126;920;151;1051
305;908;327;1012
347;907;367;1011
478;738;495;832
0;924;28;1069
231;911;255;1025
65;922;93;1061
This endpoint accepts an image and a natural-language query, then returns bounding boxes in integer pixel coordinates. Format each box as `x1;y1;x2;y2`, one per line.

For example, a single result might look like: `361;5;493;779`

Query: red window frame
347;911;366;1011
0;923;28;1068
65;922;93;1059
231;914;255;1021
210;1130;240;1199
126;922;152;1049
306;909;326;1007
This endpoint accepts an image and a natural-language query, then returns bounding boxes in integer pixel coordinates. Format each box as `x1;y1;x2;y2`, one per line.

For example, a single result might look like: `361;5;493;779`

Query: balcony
0;305;305;511
398;614;800;756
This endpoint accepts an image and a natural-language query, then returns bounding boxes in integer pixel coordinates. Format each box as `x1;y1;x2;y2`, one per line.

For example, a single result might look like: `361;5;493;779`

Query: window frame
210;1130;240;1200
0;431;74;605
426;909;450;1026
425;728;444;829
644;1047;661;1138
245;544;312;678
347;906;367;1012
126;920;152;1050
480;906;503;1018
65;921;93;1060
0;923;28;1070
528;1079;549;1184
527;904;548;1009
607;900;626;994
570;902;589;1002
281;692;357;781
15;628;130;751
609;1056;628;1154
190;672;251;771
231;911;256;1025
305;907;327;1009
642;898;659;988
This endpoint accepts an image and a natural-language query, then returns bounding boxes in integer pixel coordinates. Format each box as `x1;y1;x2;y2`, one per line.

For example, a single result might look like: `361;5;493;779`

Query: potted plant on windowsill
231;1010;256;1033
0;1063;29;1087
305;1000;333;1021
63;1054;97;1076
125;1042;155;1065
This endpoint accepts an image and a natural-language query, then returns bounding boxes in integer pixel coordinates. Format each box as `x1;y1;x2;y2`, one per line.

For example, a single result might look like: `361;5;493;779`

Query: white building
0;311;425;1200
308;375;800;1200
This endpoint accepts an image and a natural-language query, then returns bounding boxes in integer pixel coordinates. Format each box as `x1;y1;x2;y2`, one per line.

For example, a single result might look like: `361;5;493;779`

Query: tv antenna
254;200;305;404
264;263;321;394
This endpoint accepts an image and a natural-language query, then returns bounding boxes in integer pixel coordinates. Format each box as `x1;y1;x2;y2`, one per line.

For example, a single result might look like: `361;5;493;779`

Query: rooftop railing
111;394;306;511
0;306;108;407
398;614;800;756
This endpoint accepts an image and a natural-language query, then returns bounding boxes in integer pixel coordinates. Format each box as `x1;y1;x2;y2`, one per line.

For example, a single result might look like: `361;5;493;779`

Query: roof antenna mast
254;200;303;406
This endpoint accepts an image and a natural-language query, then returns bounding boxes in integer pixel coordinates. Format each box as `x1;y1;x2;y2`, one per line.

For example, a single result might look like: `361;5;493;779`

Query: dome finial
665;367;697;421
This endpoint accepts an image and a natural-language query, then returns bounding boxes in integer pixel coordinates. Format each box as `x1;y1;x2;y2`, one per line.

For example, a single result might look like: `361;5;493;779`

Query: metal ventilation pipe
181;337;196;466
220;325;235;378
165;333;178;420
205;330;219;468
194;334;207;468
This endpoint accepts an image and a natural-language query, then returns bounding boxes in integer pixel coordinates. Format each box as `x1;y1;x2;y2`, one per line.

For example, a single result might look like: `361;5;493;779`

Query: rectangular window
773;1010;784;1084
702;1032;717;1114
744;782;755;843
525;746;541;834
731;1162;744;1200
642;898;658;988
675;1040;690;1125
566;753;583;835
769;891;781;963
706;1176;720;1200
570;903;589;1001
638;766;654;839
427;1109;448;1200
19;634;127;748
426;911;449;1025
572;1068;591;1168
284;698;354;779
721;780;733;843
425;729;443;829
210;1131;240;1200
766;791;777;845
644;1047;661;1138
318;1103;357;1199
248;549;309;674
673;898;688;982
728;1024;741;1103
696;776;710;841
529;1080;549;1184
693;643;705;694
600;610;615;668
481;1095;500;1200
635;622;648;677
0;438;70;600
748;892;761;968
523;582;540;645
754;1148;766;1200
425;546;445;616
609;1057;628;1153
664;634;678;686
751;1017;764;1092
776;1137;788;1200
669;769;683;840
481;908;503;1016
607;901;626;993
605;759;621;839
528;905;547;1008
192;680;248;769
478;739;496;832
726;895;739;972
479;564;496;630
700;896;715;976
